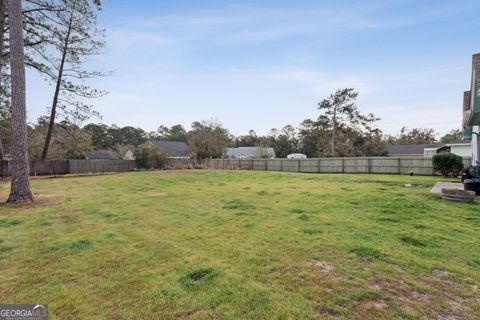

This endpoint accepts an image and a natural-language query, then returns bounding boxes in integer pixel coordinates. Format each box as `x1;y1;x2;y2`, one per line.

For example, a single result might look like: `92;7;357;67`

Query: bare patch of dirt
432;269;449;279
146;192;167;197
0;196;58;209
358;300;388;312
36;194;58;198
368;270;479;319
35;198;59;207
51;209;80;217
306;260;333;273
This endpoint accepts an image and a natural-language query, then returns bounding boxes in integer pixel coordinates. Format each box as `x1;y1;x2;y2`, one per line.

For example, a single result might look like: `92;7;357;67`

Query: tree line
0;92;462;161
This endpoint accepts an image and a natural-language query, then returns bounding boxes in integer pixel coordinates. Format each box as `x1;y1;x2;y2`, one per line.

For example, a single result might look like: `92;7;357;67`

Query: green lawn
0;170;479;319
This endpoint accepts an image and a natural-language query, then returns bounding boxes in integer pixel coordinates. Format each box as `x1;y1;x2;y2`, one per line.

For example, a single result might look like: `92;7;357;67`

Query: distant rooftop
445;139;471;145
150;140;191;158
225;147;275;159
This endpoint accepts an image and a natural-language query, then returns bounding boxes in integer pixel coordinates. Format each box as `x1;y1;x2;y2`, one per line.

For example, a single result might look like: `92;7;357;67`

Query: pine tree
7;0;33;203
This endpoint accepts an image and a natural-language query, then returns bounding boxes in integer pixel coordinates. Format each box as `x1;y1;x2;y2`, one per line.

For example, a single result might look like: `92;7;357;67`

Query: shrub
134;144;166;169
432;153;464;177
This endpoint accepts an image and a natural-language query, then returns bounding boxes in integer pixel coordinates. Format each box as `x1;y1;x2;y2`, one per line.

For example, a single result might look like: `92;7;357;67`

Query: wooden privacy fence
164;158;207;169
68;160;136;174
0;160;136;177
0;156;473;177
1;160;69;176
204;156;472;176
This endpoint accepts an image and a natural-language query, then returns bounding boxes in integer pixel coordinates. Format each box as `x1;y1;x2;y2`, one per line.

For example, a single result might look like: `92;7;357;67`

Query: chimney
464;91;471;111
473;53;480;90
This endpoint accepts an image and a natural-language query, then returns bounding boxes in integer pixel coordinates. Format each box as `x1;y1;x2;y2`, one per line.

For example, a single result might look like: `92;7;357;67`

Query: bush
432;153;464;177
134;144;166;169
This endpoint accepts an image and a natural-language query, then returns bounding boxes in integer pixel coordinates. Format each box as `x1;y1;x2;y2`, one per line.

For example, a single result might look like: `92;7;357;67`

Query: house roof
388;143;445;155
85;150;120;160
445;139;471;145
473;53;480;90
150;140;191;158
225;147;275;158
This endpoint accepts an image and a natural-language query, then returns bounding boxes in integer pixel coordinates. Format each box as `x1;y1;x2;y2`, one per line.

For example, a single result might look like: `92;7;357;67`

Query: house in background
462;53;480;164
387;143;449;157
150;140;191;159
85;150;121;160
445;140;472;157
225;147;275;159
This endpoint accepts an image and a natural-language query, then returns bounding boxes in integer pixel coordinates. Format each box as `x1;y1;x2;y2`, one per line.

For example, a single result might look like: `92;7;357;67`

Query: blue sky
27;0;480;137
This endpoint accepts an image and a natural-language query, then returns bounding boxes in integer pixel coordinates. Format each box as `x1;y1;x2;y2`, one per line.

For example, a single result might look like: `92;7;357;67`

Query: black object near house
462;166;480;195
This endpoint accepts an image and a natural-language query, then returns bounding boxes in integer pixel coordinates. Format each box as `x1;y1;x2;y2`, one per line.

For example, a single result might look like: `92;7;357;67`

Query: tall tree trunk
330;108;337;156
0;128;4;160
0;132;3;160
41;3;75;160
330;125;336;156
7;0;32;203
0;0;6;161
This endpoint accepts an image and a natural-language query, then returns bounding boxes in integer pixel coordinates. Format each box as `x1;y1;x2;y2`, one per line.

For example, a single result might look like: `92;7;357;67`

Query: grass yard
0;170;479;319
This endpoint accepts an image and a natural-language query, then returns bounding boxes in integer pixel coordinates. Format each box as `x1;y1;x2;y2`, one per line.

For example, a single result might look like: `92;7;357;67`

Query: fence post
368;158;372;174
297;159;300;172
318;158;321;173
398;158;401;175
341;158;345;173
264;159;267;171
